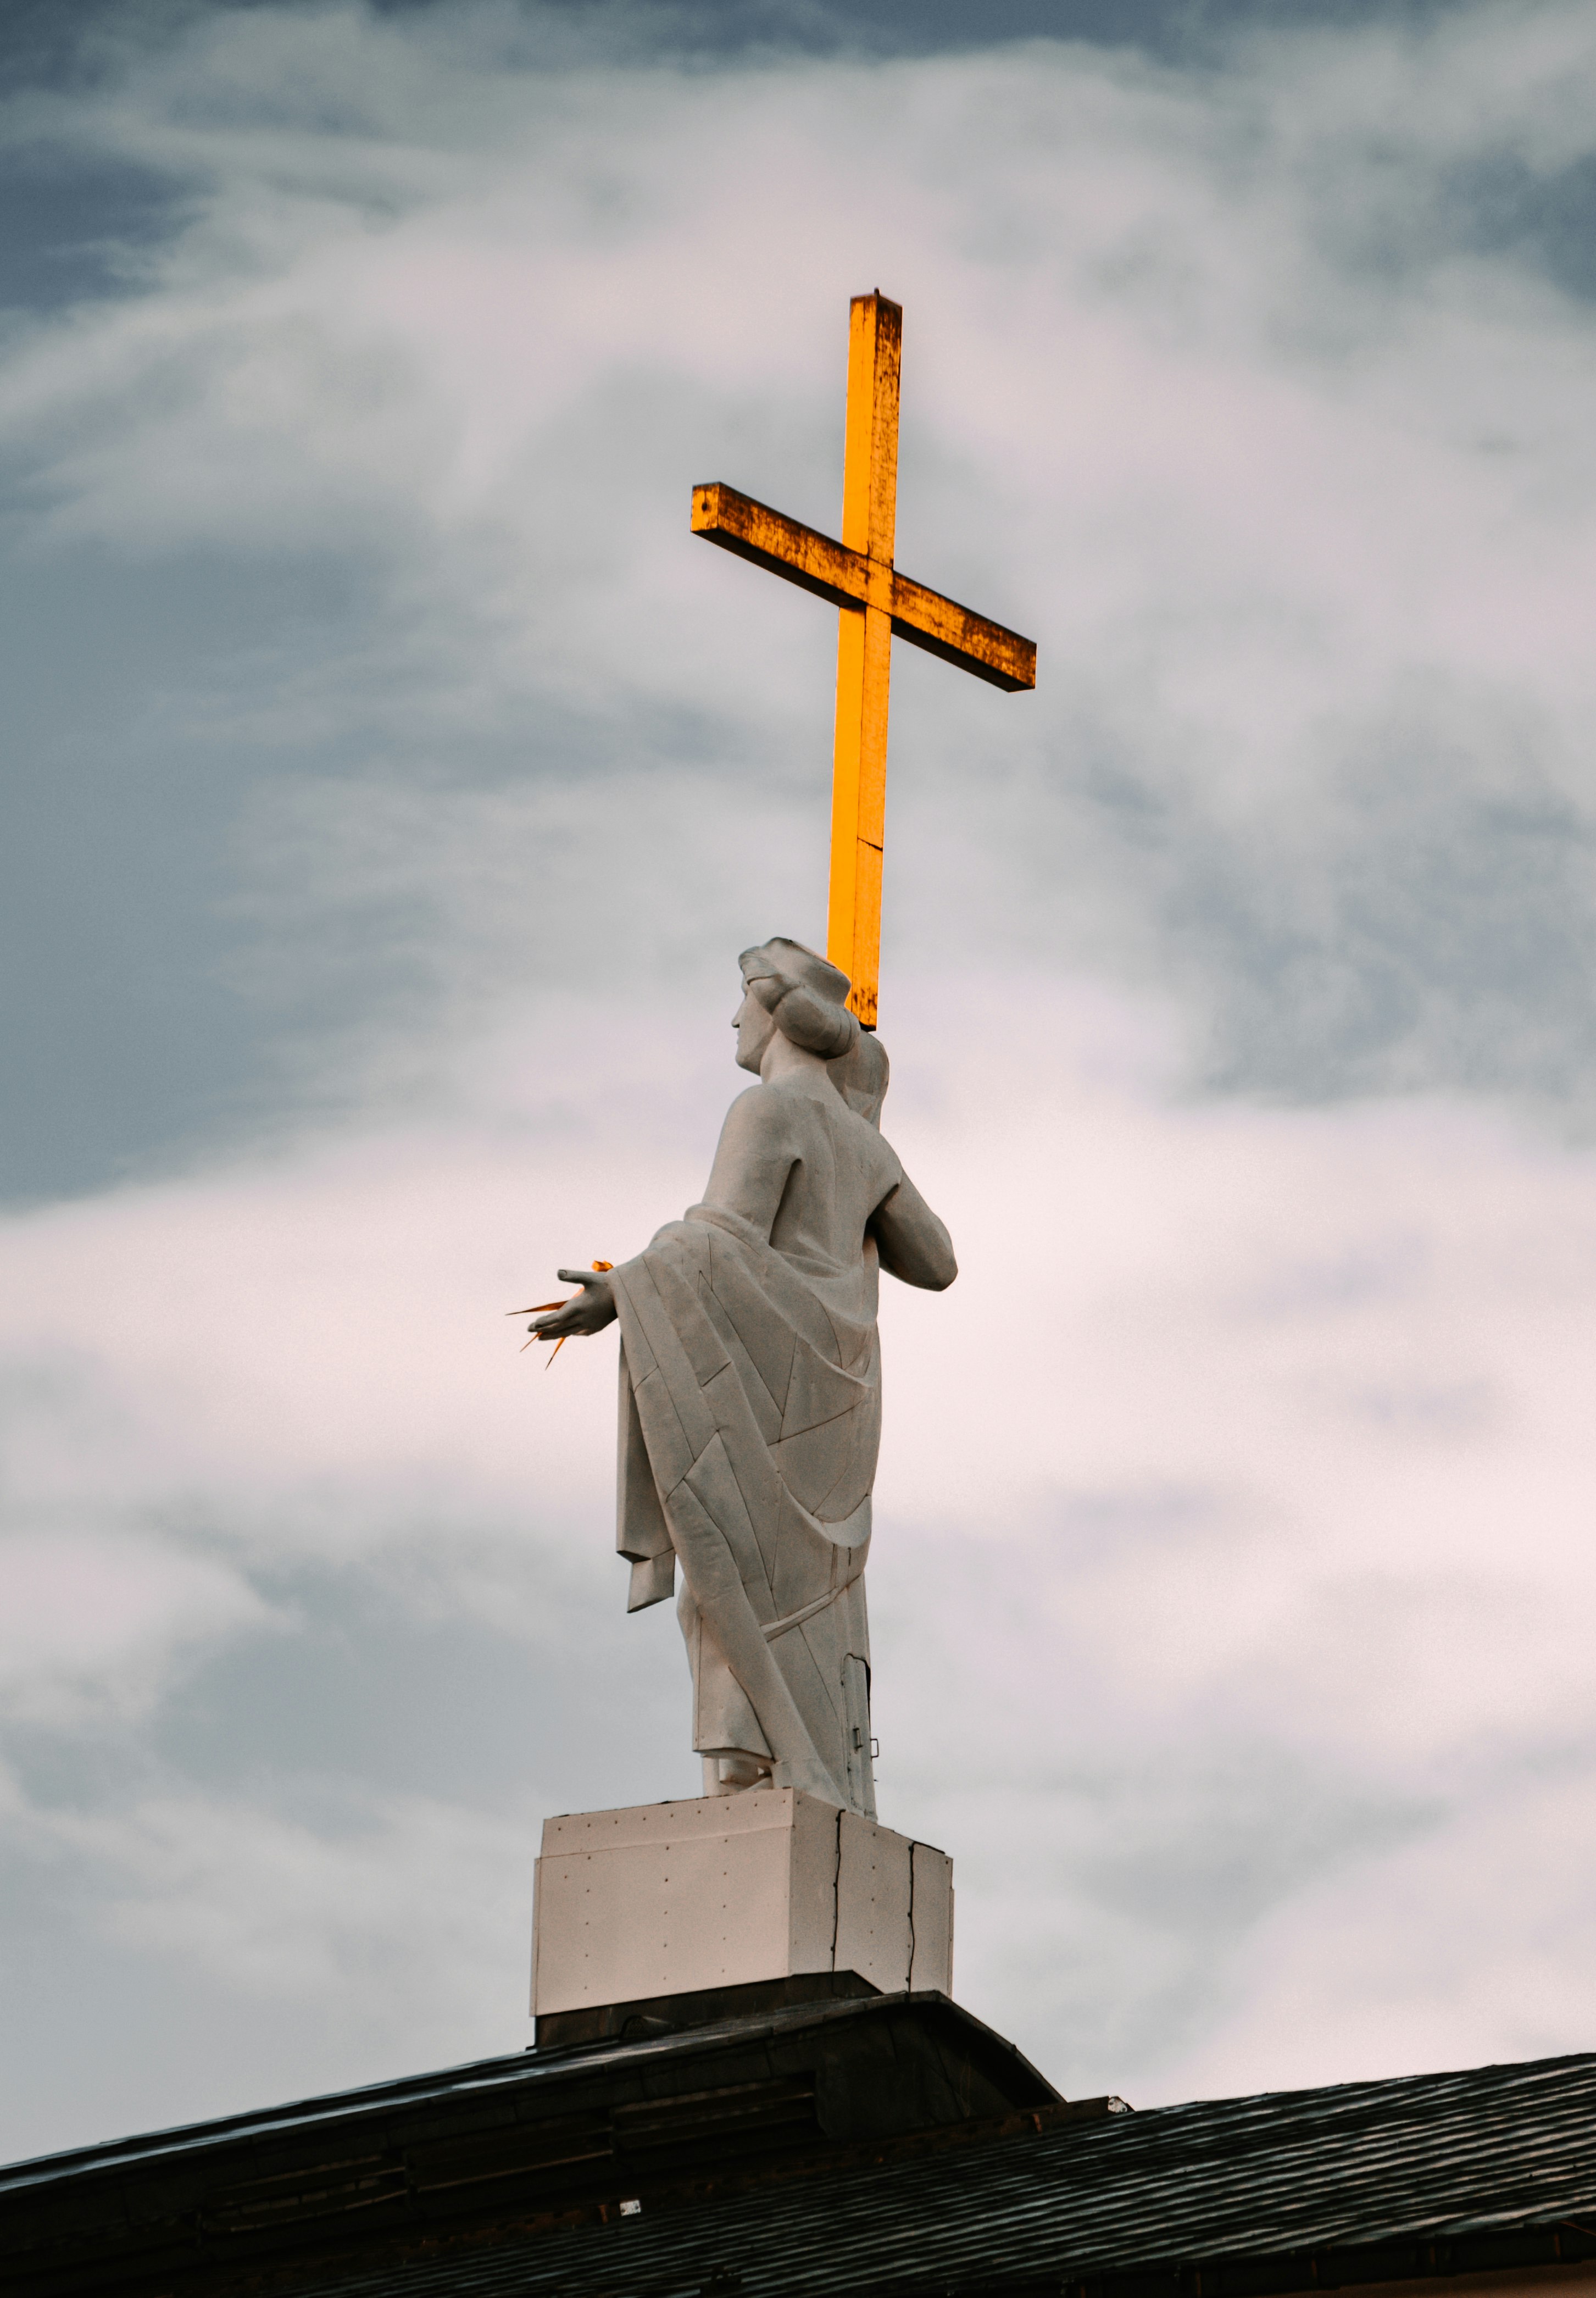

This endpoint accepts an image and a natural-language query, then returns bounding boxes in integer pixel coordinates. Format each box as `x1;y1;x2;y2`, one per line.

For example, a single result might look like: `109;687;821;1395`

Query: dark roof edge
0;2048;543;2190
0;1988;1057;2192
1137;2047;1596;2127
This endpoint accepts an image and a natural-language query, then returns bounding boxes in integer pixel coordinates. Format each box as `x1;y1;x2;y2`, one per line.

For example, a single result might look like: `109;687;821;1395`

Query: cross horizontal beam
691;482;1036;696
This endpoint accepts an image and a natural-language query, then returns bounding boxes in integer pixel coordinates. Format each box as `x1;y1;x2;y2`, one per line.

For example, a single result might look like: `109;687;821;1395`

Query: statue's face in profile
733;986;778;1075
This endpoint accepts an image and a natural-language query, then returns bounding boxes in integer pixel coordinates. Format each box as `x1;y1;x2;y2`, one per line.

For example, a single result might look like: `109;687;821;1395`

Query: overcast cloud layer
3;0;1596;2160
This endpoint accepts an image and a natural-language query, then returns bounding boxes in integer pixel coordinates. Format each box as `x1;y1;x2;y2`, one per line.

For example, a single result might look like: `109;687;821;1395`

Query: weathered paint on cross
691;291;1036;1029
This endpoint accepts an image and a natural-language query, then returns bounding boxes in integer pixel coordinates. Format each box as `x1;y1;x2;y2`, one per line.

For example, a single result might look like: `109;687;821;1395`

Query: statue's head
733;938;889;1123
735;939;857;1075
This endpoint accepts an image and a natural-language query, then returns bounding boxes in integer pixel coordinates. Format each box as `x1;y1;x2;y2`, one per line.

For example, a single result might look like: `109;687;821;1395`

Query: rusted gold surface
691;293;1035;1023
690;485;1036;693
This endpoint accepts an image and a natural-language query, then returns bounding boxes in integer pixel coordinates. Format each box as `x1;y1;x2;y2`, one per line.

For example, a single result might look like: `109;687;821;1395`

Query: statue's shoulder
719;1079;805;1145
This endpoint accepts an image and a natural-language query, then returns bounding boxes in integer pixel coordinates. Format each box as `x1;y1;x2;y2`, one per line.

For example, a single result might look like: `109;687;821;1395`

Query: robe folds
610;1078;914;1817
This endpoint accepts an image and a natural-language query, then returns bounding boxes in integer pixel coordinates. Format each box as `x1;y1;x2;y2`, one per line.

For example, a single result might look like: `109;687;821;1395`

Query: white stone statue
529;940;957;1816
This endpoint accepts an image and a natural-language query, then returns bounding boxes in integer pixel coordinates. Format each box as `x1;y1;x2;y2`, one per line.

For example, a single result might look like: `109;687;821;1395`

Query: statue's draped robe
610;1077;917;1817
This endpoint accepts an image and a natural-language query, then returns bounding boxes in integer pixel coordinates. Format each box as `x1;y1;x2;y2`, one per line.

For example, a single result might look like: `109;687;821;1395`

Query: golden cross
692;291;1036;1028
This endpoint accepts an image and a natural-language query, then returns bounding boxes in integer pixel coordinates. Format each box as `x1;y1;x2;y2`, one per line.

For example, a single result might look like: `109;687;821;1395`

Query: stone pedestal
531;1789;953;2018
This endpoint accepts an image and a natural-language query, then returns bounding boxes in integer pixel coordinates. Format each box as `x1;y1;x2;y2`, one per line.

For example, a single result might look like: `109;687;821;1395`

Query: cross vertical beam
828;293;900;1029
691;294;1035;1030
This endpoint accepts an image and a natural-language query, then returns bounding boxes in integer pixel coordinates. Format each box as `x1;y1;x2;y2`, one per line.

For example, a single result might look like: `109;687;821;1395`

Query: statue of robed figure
529;940;957;1818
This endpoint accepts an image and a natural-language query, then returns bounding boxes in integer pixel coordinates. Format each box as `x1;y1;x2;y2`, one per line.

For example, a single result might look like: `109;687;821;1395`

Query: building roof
282;2043;1596;2298
5;1997;1596;2298
0;1989;1061;2296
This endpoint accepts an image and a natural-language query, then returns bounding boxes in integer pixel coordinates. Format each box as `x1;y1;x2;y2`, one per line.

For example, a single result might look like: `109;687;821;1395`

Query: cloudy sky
4;0;1596;2162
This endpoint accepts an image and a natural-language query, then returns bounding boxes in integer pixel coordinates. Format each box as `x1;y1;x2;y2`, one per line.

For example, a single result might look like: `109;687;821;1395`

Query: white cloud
0;1531;266;1723
868;982;1596;2094
2;1775;540;2103
63;1784;532;2008
1158;1764;1596;2097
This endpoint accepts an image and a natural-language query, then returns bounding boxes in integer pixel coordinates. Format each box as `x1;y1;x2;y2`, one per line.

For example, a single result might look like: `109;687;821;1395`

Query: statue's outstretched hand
529;1267;618;1342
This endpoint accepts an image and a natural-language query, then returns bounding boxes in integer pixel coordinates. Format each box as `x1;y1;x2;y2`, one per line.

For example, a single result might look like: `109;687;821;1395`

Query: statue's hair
738;937;859;1061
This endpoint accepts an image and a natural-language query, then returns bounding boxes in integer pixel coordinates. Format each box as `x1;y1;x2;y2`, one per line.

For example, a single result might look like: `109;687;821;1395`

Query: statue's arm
699;1085;799;1240
526;1091;797;1347
871;1173;958;1291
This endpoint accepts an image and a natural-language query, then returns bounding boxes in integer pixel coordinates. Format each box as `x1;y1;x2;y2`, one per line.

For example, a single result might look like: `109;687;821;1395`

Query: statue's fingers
555;1267;600;1286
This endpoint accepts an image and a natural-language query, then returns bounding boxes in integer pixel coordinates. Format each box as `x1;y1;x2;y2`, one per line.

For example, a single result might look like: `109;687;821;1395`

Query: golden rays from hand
508;1263;615;1367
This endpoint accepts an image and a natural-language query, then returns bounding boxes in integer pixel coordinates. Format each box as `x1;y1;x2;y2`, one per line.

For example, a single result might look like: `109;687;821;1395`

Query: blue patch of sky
0;0;1473;92
0;541;386;1204
0;150;190;313
1452;152;1596;305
